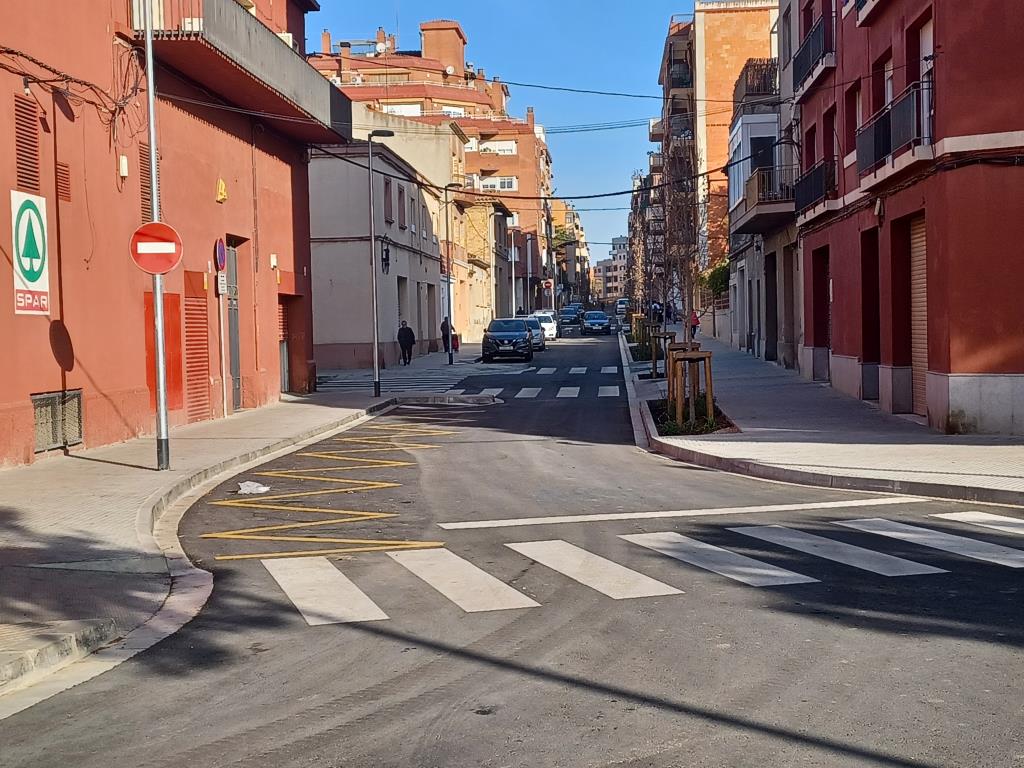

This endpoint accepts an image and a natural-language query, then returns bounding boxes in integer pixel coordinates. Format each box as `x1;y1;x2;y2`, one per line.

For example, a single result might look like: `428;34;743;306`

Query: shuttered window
277;301;289;341
184;296;212;423
14;95;40;194
910;216;928;417
139;143;161;222
56;162;72;202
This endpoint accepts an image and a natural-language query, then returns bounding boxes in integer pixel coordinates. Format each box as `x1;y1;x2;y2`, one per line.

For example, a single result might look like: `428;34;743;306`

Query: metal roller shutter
277;300;289;342
184;296;211;423
909;216;928;417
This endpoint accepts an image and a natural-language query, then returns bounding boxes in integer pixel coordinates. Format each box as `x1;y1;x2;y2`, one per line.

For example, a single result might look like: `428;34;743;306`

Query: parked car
557;309;581;328
524;316;547;351
581;310;612;335
482;318;534;362
532;311;558;340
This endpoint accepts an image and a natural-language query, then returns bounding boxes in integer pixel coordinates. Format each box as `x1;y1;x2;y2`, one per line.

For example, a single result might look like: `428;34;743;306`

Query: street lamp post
443;182;460;365
367;129;394;398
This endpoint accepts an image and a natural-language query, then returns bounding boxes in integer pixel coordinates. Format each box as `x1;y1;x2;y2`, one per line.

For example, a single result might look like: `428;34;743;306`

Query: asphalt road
3;335;1023;767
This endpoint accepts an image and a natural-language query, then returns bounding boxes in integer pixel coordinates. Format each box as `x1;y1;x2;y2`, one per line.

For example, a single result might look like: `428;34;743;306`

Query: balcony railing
668;114;694;140
794;158;837;213
649;152;664;172
744;166;797;208
856;80;933;176
793;15;834;92
670;64;693;90
130;0;346;140
733;58;779;104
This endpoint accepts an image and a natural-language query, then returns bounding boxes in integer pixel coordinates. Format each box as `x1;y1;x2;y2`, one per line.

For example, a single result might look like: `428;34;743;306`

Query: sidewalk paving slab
0;390;389;699
621;332;1024;506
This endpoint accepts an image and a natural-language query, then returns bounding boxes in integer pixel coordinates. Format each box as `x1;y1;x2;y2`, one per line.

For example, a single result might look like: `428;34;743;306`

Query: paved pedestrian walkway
0;390;381;695
632;333;1024;505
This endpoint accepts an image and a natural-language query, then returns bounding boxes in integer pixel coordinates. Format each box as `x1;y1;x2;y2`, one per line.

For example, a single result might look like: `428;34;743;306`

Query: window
804;123;817;168
439;105;465;117
844;84;861;150
398;186;407;228
384;103;422;116
780;8;792;64
884;58;895;105
823;106;837;160
481;176;517;191
383;177;394;222
14;95;40;194
422;203;428;239
479;140;517;155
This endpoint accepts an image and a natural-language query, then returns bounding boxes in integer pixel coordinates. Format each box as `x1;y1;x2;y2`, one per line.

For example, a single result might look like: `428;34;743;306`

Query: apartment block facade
790;0;1024;434
593;237;629;306
311;20;555;320
0;0;347;465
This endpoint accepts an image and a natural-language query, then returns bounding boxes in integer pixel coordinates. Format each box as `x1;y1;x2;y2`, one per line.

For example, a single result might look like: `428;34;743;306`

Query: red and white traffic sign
130;222;183;275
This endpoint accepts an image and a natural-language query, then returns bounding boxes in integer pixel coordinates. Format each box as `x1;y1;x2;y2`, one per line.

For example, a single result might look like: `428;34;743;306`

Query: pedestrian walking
690;309;700;340
440;316;456;354
397;320;416;365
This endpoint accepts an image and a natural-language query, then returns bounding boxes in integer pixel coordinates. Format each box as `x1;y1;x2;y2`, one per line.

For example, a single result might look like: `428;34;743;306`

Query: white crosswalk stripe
263;557;388;625
731;525;946;576
598;386;620;397
515;387;541;399
507;540;682;599
931;511;1024;536
621;532;818;587
480;388;504;397
445;389;465;395
537;367;556;375
387;549;539;612
569;367;587;374
601;366;618;374
556;387;580;398
837;518;1024;568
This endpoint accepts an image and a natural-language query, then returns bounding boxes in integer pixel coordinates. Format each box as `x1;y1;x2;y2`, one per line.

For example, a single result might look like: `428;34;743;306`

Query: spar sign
11;191;50;315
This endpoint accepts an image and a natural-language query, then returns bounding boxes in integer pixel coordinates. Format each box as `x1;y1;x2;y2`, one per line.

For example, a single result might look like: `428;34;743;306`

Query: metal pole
143;0;169;470
509;230;516;315
368;139;381;397
444;187;454;365
526;235;532;313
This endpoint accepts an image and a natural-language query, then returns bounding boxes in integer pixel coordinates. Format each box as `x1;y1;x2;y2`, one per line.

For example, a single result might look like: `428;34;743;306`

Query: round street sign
130;222;183;275
214;238;227;272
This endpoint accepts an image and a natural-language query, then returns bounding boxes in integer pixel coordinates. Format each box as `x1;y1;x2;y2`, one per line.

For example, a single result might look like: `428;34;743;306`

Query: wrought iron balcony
649;152;664;172
793;15;835;97
856;81;933;176
130;0;348;142
794;159;837;213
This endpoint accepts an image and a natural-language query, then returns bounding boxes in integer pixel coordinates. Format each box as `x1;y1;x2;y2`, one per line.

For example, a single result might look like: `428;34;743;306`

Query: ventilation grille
32;390;84;453
139;143;161;222
15;95;40;194
56;161;72;202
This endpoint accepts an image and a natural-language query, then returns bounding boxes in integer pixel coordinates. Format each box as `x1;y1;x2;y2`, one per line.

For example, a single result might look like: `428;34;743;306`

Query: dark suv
482;318;534;362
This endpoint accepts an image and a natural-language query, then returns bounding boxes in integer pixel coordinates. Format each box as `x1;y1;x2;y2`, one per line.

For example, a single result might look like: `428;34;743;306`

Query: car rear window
526;318;541;329
585;312;608;320
488;319;527;332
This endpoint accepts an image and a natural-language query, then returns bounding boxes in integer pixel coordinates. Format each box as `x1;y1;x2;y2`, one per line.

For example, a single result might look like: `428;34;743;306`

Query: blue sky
308;0;694;261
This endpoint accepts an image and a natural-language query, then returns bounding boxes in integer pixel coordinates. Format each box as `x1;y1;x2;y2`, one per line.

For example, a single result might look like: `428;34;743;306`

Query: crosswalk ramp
262;514;1024;626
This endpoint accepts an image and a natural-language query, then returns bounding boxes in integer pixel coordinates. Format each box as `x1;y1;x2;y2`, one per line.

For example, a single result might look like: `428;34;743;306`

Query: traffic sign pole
143;1;170;471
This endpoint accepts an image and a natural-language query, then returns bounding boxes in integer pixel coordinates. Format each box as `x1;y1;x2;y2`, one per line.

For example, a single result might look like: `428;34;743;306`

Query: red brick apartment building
310;20;555;311
0;0;349;465
791;0;1024;434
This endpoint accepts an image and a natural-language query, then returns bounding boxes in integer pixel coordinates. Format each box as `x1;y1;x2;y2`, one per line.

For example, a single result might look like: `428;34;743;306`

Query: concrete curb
617;332;649;450
620;358;1024;508
0;620;118;694
0;399;398;719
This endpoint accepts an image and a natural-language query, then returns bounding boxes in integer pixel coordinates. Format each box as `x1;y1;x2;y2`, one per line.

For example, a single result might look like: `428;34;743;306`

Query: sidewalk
0;389;388;701
627;333;1024;506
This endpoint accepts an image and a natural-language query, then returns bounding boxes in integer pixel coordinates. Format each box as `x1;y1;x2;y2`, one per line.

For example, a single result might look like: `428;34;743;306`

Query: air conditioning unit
276;32;297;51
351;73;363;85
329;76;342;87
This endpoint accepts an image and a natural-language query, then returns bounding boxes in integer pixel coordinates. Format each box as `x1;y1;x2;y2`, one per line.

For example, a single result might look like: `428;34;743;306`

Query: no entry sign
130;222;183;275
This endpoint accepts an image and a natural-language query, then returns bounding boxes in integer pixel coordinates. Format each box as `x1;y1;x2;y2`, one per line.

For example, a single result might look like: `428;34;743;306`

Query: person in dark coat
397;320;416;365
440;316;455;353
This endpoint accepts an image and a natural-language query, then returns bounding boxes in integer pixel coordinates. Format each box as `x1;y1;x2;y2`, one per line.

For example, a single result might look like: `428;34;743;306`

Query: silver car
524;316;547;351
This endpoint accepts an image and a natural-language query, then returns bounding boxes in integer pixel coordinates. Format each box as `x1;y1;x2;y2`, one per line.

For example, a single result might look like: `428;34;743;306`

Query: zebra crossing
316;365;621;394
446;385;621;400
262;510;1024;626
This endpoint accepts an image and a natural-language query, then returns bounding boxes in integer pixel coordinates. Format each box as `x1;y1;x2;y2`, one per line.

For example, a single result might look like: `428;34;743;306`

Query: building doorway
812;245;831;381
909;215;928;416
765;252;779;362
782;245;796;368
860;228;881;400
225;242;241;411
278;298;290;394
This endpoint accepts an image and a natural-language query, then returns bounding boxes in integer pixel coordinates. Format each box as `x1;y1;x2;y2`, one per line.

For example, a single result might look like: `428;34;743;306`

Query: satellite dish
375;41;386;54
445;65;455;76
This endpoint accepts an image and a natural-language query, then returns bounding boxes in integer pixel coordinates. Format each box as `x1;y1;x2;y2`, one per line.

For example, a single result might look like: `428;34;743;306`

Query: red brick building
0;0;348;465
792;0;1024;434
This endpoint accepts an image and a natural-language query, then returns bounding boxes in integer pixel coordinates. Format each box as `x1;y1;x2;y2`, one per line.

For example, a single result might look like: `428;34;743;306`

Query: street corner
175;416;466;568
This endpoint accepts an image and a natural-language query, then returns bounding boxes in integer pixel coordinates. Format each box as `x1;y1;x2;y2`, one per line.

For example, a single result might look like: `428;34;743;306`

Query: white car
524;316;547;351
532;311;558;340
